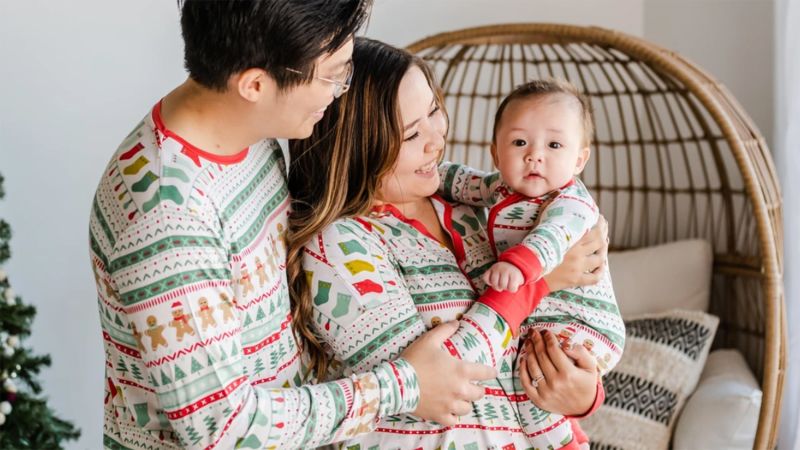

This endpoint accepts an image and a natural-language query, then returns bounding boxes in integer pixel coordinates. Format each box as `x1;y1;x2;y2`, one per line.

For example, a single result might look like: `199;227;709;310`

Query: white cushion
673;349;762;450
608;239;713;317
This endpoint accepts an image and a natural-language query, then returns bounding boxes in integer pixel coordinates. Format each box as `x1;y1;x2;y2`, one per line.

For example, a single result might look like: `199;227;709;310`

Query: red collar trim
430;194;467;265
372;201;443;246
354;217;373;232
152;101;250;165
486;192;528;257
559;178;576;190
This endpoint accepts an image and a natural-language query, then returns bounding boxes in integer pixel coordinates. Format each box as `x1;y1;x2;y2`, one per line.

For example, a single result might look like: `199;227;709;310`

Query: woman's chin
420;175;441;197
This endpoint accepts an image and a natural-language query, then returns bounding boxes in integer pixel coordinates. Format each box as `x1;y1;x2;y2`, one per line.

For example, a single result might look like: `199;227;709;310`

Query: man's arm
96;205;417;449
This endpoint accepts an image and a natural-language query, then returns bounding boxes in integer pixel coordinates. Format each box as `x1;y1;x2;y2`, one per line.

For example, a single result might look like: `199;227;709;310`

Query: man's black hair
180;0;371;91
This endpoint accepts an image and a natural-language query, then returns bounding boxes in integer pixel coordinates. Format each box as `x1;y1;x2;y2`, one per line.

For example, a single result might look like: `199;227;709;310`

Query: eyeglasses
286;61;353;98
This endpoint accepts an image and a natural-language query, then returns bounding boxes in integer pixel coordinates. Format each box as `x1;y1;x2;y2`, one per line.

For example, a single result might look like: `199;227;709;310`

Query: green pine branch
0;392;81;450
0;171;80;448
0;220;10;265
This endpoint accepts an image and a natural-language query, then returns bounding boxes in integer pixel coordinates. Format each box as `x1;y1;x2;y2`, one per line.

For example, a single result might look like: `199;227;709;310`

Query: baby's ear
575;146;591;174
490;143;500;168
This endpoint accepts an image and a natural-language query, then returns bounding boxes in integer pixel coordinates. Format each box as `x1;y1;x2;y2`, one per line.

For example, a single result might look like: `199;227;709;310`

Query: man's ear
234;68;277;103
575;146;591;174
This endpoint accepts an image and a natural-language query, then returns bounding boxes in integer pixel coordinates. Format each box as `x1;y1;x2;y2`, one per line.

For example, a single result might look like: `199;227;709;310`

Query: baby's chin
509;181;558;199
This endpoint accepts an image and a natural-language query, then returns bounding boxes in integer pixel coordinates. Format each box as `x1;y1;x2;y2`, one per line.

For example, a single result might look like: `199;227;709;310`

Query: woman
287;38;607;449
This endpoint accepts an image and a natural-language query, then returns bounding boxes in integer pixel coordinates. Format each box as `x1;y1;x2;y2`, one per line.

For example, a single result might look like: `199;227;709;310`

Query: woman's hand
519;329;600;416
401;321;496;426
543;216;609;292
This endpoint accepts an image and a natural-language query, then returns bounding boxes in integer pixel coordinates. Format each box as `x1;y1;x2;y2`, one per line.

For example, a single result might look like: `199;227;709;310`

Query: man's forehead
317;38;354;66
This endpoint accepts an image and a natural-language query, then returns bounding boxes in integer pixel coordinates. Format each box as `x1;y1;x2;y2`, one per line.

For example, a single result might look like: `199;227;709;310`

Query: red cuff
570;419;589;445
478;277;550;335
498;244;543;283
569;380;605;419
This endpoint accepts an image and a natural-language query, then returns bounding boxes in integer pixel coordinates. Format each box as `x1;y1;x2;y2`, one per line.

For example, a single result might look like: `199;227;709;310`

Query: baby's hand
483;261;525;292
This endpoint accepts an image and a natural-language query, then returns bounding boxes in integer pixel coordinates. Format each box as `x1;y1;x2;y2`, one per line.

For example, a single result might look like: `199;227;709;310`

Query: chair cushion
672;349;762;450
581;309;719;450
608;239;713;317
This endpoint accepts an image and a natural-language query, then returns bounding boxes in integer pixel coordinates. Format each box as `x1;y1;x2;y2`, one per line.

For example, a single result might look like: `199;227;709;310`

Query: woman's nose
426;108;448;152
424;129;445;153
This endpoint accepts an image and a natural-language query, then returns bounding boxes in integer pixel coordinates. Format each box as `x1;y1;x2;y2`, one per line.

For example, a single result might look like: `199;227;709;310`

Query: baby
439;79;626;449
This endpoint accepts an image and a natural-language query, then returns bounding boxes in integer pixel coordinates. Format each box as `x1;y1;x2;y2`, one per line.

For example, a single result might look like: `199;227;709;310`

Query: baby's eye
548;141;563;149
512;139;527;147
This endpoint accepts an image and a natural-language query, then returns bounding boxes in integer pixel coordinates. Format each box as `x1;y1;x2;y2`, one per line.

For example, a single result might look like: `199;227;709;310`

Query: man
89;1;494;448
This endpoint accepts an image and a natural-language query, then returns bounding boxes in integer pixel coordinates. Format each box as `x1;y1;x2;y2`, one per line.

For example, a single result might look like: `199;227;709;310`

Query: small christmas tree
0;173;80;449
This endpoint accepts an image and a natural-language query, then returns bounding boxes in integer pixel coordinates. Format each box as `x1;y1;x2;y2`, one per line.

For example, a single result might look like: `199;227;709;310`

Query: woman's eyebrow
404;118;421;132
403;99;437;131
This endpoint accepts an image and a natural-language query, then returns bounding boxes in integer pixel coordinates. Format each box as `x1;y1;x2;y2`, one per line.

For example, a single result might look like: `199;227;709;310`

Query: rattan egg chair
408;24;785;449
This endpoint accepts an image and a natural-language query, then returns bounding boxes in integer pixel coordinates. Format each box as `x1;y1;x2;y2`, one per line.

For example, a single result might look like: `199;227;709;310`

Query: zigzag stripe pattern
120;268;230;306
109;235;224;273
344;316;420;367
144;329;240;368
230;184;289;254
603;372;679;424
108;236;221;273
590;444;624;450
220;149;282;221
401;263;463;276
410;289;476;305
625;317;714;360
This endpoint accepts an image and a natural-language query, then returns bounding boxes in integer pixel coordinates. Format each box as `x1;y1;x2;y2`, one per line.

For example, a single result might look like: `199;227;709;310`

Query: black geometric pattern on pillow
604;371;679;425
624;317;713;360
590;444;623;450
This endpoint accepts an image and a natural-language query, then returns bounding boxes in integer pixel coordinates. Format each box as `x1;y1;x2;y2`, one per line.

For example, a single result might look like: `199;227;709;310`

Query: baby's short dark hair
493;78;594;147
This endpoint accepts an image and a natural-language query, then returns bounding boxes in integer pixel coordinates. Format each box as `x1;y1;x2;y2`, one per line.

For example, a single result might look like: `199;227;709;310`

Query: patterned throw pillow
581;309;719;450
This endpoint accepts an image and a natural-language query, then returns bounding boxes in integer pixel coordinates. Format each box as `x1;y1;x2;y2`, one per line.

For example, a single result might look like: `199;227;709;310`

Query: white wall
644;0;774;146
775;0;800;447
0;1;774;448
365;0;644;44
0;1;184;448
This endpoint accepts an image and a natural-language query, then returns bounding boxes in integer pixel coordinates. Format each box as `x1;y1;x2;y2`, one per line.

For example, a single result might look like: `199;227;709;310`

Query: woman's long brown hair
286;37;445;380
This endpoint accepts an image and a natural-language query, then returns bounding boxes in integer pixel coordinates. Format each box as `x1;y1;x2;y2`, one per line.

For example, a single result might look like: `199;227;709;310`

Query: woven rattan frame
408;23;785;449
